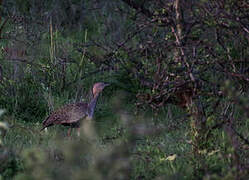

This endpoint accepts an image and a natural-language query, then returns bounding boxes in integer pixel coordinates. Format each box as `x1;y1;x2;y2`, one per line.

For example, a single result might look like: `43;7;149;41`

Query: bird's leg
77;128;80;137
67;128;72;137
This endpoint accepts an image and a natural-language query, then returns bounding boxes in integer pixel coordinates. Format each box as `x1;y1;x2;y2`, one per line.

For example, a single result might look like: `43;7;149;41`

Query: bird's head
92;82;109;97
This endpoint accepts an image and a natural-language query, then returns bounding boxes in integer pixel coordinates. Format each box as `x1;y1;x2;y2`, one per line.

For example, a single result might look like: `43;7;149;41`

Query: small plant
0;110;23;180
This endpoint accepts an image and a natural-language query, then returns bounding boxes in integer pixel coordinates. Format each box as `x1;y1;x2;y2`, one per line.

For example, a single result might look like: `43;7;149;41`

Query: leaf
166;154;177;161
208;149;220;156
0;109;5;116
198;149;207;154
0;122;8;129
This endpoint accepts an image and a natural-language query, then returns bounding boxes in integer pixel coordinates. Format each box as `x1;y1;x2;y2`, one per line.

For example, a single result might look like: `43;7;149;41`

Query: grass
1;3;248;178
1;95;249;179
0;103;191;178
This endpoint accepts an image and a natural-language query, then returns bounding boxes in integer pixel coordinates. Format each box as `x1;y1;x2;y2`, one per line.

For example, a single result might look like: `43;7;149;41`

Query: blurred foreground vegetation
0;0;249;179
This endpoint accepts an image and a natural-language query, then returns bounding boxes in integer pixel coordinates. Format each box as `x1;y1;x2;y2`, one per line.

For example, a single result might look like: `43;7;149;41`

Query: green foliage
0;0;248;179
0;111;23;180
0;75;47;123
0;152;23;180
1;107;249;179
15;78;47;122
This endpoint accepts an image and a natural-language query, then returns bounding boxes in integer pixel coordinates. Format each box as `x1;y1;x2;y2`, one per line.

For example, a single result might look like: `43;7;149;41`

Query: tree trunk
173;0;208;174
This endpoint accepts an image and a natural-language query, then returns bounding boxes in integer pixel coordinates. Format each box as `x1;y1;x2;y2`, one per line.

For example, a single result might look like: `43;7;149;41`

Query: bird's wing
66;102;88;123
42;102;88;127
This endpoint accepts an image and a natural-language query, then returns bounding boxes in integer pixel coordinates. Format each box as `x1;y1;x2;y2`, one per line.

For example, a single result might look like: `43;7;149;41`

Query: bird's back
42;102;88;129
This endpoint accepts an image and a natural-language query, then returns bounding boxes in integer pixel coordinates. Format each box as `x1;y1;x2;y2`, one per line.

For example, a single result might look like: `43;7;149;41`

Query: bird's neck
88;93;99;118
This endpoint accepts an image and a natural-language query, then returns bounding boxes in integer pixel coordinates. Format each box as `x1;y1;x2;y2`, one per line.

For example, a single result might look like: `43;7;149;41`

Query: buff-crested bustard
41;82;109;136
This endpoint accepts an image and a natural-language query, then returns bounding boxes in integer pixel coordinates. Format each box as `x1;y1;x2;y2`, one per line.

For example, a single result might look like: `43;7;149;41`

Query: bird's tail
40;126;46;131
40;116;50;132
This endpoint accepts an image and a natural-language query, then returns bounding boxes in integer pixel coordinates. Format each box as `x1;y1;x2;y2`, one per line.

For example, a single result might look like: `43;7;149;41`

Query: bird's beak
104;83;110;87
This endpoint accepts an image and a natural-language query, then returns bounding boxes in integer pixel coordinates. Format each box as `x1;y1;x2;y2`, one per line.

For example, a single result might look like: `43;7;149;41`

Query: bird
41;82;109;136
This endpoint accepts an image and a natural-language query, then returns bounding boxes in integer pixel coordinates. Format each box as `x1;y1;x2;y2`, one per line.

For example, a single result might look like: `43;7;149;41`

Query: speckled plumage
41;82;109;133
41;102;88;130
